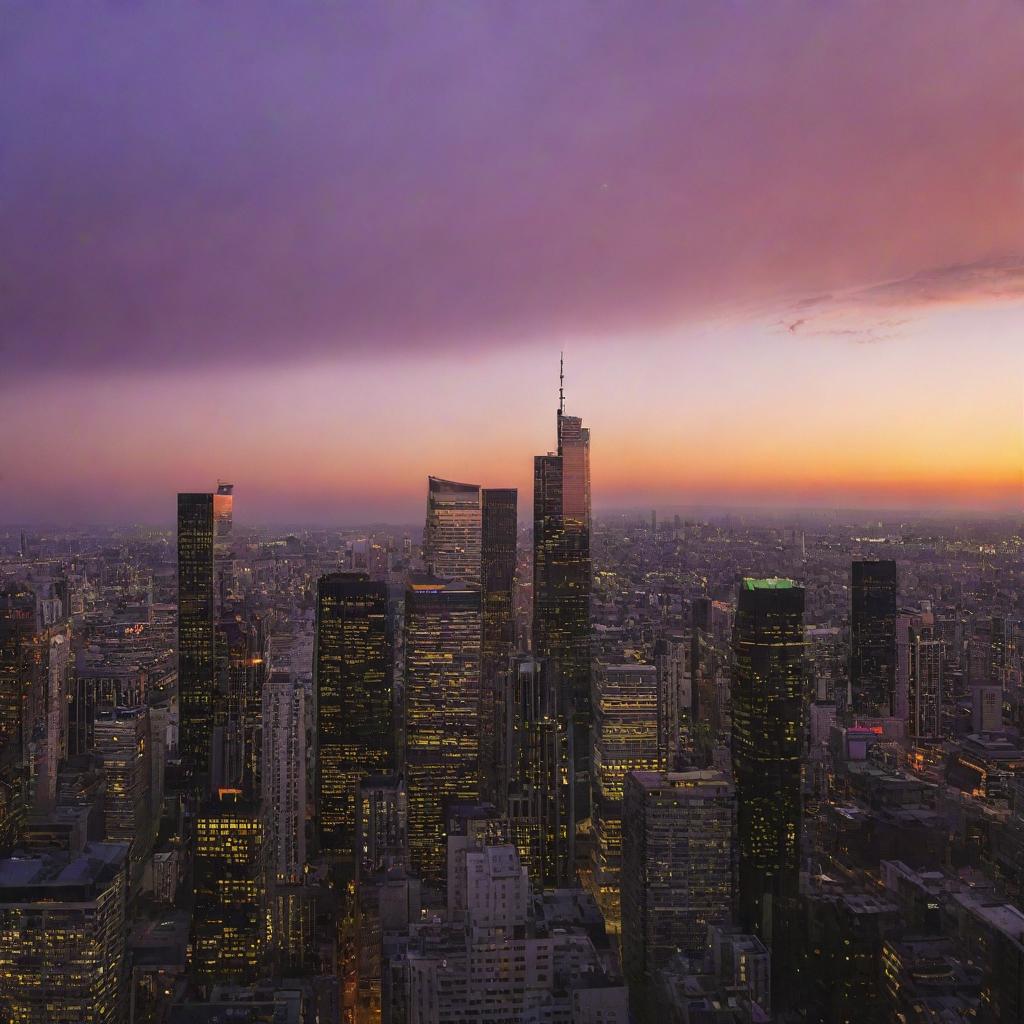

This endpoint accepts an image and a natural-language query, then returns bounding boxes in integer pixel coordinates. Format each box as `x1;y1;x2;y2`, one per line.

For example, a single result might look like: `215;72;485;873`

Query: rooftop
742;577;795;590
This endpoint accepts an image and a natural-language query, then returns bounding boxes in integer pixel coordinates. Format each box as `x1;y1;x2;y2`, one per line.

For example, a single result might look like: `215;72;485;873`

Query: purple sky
2;2;1022;522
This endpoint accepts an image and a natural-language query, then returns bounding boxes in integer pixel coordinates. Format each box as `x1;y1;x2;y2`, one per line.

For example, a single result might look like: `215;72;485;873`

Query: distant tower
404;575;481;882
214;482;234;537
533;359;592;814
479;487;517;801
732;578;805;1003
850;560;898;718
313;573;392;854
177;492;216;783
423;477;482;585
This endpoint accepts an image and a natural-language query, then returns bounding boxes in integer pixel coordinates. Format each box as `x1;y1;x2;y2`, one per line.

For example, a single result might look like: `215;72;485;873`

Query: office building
499;655;574;887
262;670;306;883
94;705;152;865
404;575;481;882
479;487;517;802
177;492;216;781
621;769;736;1018
591;662;661;932
314;572;392;854
0;842;129;1023
423;476;481;585
850;561;897;718
731;578;805;1000
897;609;944;741
192;788;266;984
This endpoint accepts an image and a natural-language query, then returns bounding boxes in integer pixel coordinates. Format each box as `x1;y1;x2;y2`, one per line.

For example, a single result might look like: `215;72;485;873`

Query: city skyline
2;2;1022;524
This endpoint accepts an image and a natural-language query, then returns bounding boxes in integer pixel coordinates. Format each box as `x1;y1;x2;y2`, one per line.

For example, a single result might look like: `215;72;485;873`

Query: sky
2;1;1022;524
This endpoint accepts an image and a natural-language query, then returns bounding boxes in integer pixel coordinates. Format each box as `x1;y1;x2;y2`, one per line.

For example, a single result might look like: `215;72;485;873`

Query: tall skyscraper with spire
532;357;592;811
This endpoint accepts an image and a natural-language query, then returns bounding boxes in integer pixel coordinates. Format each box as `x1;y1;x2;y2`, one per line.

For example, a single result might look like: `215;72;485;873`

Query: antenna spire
559;352;565;415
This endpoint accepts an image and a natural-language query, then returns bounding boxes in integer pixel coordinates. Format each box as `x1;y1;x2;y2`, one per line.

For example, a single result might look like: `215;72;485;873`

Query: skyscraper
850;560;898;718
262;670;306;883
621;769;736;1019
314;572;392;854
533;365;592;811
731;578;805;1000
897;609;944;741
423;476;482;585
177;492;216;781
479;487;517;800
591;662;662;933
94;705;152;867
404;575;481;882
500;655;573;887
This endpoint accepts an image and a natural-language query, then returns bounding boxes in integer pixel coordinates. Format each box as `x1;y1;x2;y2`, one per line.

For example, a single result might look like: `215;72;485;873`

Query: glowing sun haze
2;1;1022;523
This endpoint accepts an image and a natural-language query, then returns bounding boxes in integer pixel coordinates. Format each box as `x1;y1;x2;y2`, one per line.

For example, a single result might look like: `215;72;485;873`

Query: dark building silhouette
533;373;591;813
177;492;216;783
314;572;393;854
850;560;898;718
732;578;805;1002
499;655;574;887
479;487;517;801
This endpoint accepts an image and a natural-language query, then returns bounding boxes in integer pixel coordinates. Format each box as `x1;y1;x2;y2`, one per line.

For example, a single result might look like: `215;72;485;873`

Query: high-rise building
850;560;898;718
211;615;263;794
262;670;306;883
355;773;407;880
214;481;234;537
404;575;481;882
731;578;805;1000
0;585;70;826
533;371;592;812
192;788;266;985
897;609;944;741
499;655;573;887
621;769;736;1019
314;572;392;854
177;492;216;781
94;705;152;865
655;632;693;767
479;487;517;801
591;662;662;932
0;842;128;1023
0;585;37;846
423;477;482;585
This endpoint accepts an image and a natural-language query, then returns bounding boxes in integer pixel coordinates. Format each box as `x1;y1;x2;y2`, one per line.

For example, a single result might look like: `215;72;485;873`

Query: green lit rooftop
742;577;796;590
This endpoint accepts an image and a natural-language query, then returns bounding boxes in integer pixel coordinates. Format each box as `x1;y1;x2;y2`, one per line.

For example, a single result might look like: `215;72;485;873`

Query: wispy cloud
779;257;1024;343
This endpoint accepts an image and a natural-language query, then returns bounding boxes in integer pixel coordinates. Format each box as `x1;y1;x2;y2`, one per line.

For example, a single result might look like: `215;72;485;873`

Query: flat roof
742;577;796;590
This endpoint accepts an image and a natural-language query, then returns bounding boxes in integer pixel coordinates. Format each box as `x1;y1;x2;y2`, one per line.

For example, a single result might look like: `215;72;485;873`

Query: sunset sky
3;1;1022;524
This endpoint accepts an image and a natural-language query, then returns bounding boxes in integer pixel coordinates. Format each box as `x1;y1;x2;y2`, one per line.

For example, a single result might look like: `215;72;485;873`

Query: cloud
2;1;1023;379
779;256;1024;343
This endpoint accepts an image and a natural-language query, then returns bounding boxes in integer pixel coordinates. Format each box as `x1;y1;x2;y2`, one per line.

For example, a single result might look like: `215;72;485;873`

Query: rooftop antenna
559;351;565;415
